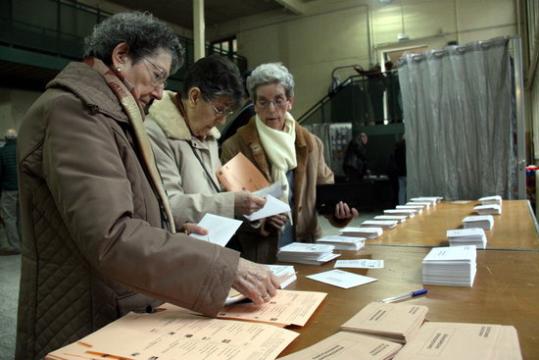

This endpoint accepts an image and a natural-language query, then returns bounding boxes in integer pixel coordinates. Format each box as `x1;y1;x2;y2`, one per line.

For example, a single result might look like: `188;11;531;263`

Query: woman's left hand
334;201;359;219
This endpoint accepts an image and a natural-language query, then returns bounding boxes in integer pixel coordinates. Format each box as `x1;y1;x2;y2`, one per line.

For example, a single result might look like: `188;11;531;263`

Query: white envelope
244;194;291;221
190;213;243;247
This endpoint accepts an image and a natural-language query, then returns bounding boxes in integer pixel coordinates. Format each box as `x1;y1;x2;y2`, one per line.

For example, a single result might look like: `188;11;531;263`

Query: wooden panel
366;200;539;250
280;246;539;358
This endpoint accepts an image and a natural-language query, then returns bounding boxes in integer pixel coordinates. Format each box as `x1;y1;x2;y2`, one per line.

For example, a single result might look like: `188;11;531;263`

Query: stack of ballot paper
279;331;402;360
341;302;428;344
383;209;416;217
277;242;340;265
409;196;442;204
374;214;408;223
405;201;431;208
474;204;502;215
316;235;366;250
340;226;384;239
393;322;522;360
46;304;298;360
463;215;494;230
396;205;423;213
218;289;327;327
479;195;503;205
447;228;487;249
361;219;398;229
422;245;477;287
225;264;296;305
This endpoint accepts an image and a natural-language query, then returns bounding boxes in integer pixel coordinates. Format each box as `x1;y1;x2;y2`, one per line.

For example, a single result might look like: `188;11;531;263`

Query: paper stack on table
277;242;340;265
396;205;423;213
474;204;502;215
422;245;477;287
393;322;522;360
316;235;366;250
46;305;298;360
340;226;384;239
479;195;503;206
375;214;408;223
447;228;487;249
409;196;442;204
279;331;402;360
383;209;417;217
218;289;327;327
405;201;431;208
341;301;428;344
463;215;494;230
361;220;398;229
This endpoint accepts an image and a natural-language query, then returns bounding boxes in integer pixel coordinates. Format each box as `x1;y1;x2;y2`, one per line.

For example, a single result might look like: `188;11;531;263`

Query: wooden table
279;200;539;359
364;200;539;250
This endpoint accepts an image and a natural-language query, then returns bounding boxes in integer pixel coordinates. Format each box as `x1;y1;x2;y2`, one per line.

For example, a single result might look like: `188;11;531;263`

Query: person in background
221;63;357;263
145;55;265;228
343;131;369;182
15;12;277;360
0;128;20;255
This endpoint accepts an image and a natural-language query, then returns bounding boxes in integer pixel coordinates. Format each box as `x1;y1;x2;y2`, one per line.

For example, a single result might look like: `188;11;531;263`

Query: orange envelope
217;153;269;192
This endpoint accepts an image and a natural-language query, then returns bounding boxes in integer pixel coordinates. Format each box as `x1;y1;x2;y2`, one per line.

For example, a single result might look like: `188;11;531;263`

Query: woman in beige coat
221;63;357;262
145;55;264;228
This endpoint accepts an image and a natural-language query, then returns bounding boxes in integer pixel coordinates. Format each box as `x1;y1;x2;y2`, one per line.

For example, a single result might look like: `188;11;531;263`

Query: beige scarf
255;113;297;203
85;57;176;233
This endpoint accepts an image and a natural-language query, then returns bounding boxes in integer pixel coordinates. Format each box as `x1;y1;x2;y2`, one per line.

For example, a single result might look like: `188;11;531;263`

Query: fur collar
147;90;220;141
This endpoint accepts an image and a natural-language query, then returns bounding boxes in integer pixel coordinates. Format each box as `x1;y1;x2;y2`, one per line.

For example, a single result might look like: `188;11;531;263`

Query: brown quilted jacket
15;62;240;359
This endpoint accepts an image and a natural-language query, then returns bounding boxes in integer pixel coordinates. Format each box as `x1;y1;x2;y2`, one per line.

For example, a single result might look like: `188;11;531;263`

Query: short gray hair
246;63;295;101
83;12;184;74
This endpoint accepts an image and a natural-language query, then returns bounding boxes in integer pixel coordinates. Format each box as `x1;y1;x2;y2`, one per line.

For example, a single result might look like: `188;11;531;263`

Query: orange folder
217;153;269;192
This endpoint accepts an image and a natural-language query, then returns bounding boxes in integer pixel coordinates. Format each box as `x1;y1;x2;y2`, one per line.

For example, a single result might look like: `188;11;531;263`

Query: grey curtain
398;37;516;200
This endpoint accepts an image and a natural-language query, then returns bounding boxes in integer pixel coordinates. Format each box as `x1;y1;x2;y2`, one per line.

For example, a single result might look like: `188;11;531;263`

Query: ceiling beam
274;0;307;15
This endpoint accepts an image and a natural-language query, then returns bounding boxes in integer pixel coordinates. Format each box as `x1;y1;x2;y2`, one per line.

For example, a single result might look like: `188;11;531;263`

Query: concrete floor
0;212;377;359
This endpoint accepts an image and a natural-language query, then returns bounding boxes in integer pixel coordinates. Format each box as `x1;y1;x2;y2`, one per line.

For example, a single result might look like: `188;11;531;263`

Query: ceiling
106;0;294;29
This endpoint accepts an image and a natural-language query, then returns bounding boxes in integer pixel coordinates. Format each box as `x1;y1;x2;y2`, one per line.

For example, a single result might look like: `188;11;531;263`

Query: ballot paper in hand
244;194;291;221
335;259;384;269
190;213;243;247
307;269;377;289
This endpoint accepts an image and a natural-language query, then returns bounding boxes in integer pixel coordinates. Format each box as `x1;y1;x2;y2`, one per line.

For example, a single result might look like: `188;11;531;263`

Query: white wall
210;0;516;117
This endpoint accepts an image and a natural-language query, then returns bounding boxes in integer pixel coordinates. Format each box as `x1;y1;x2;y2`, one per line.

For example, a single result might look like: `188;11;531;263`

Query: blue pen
380;288;428;303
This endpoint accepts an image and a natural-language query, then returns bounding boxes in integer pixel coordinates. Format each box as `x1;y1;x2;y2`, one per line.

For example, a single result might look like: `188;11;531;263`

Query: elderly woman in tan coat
221;63;357;263
145;55;264;229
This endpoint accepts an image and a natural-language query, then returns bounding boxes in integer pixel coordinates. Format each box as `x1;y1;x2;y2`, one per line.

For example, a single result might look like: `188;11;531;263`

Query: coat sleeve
145;121;235;226
314;136;334;185
42;94;239;316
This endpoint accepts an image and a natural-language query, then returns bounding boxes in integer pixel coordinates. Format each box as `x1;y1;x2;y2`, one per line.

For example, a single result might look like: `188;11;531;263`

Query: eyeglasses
210;103;235;118
256;96;288;109
143;58;168;88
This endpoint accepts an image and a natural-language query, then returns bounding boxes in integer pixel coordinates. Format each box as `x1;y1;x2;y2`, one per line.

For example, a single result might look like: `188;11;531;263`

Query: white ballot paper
47;308;299;360
190;213;243;247
307;269;377;289
244;194;291;221
335;259;384;269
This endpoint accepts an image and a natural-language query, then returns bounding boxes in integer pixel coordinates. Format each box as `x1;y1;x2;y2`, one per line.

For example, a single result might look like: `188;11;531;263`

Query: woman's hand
232;258;280;305
234;191;266;216
181;223;208;236
334;201;359;219
266;214;288;230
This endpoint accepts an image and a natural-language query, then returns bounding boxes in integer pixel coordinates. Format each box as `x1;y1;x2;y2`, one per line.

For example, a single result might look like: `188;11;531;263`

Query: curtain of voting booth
398;37;517;200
